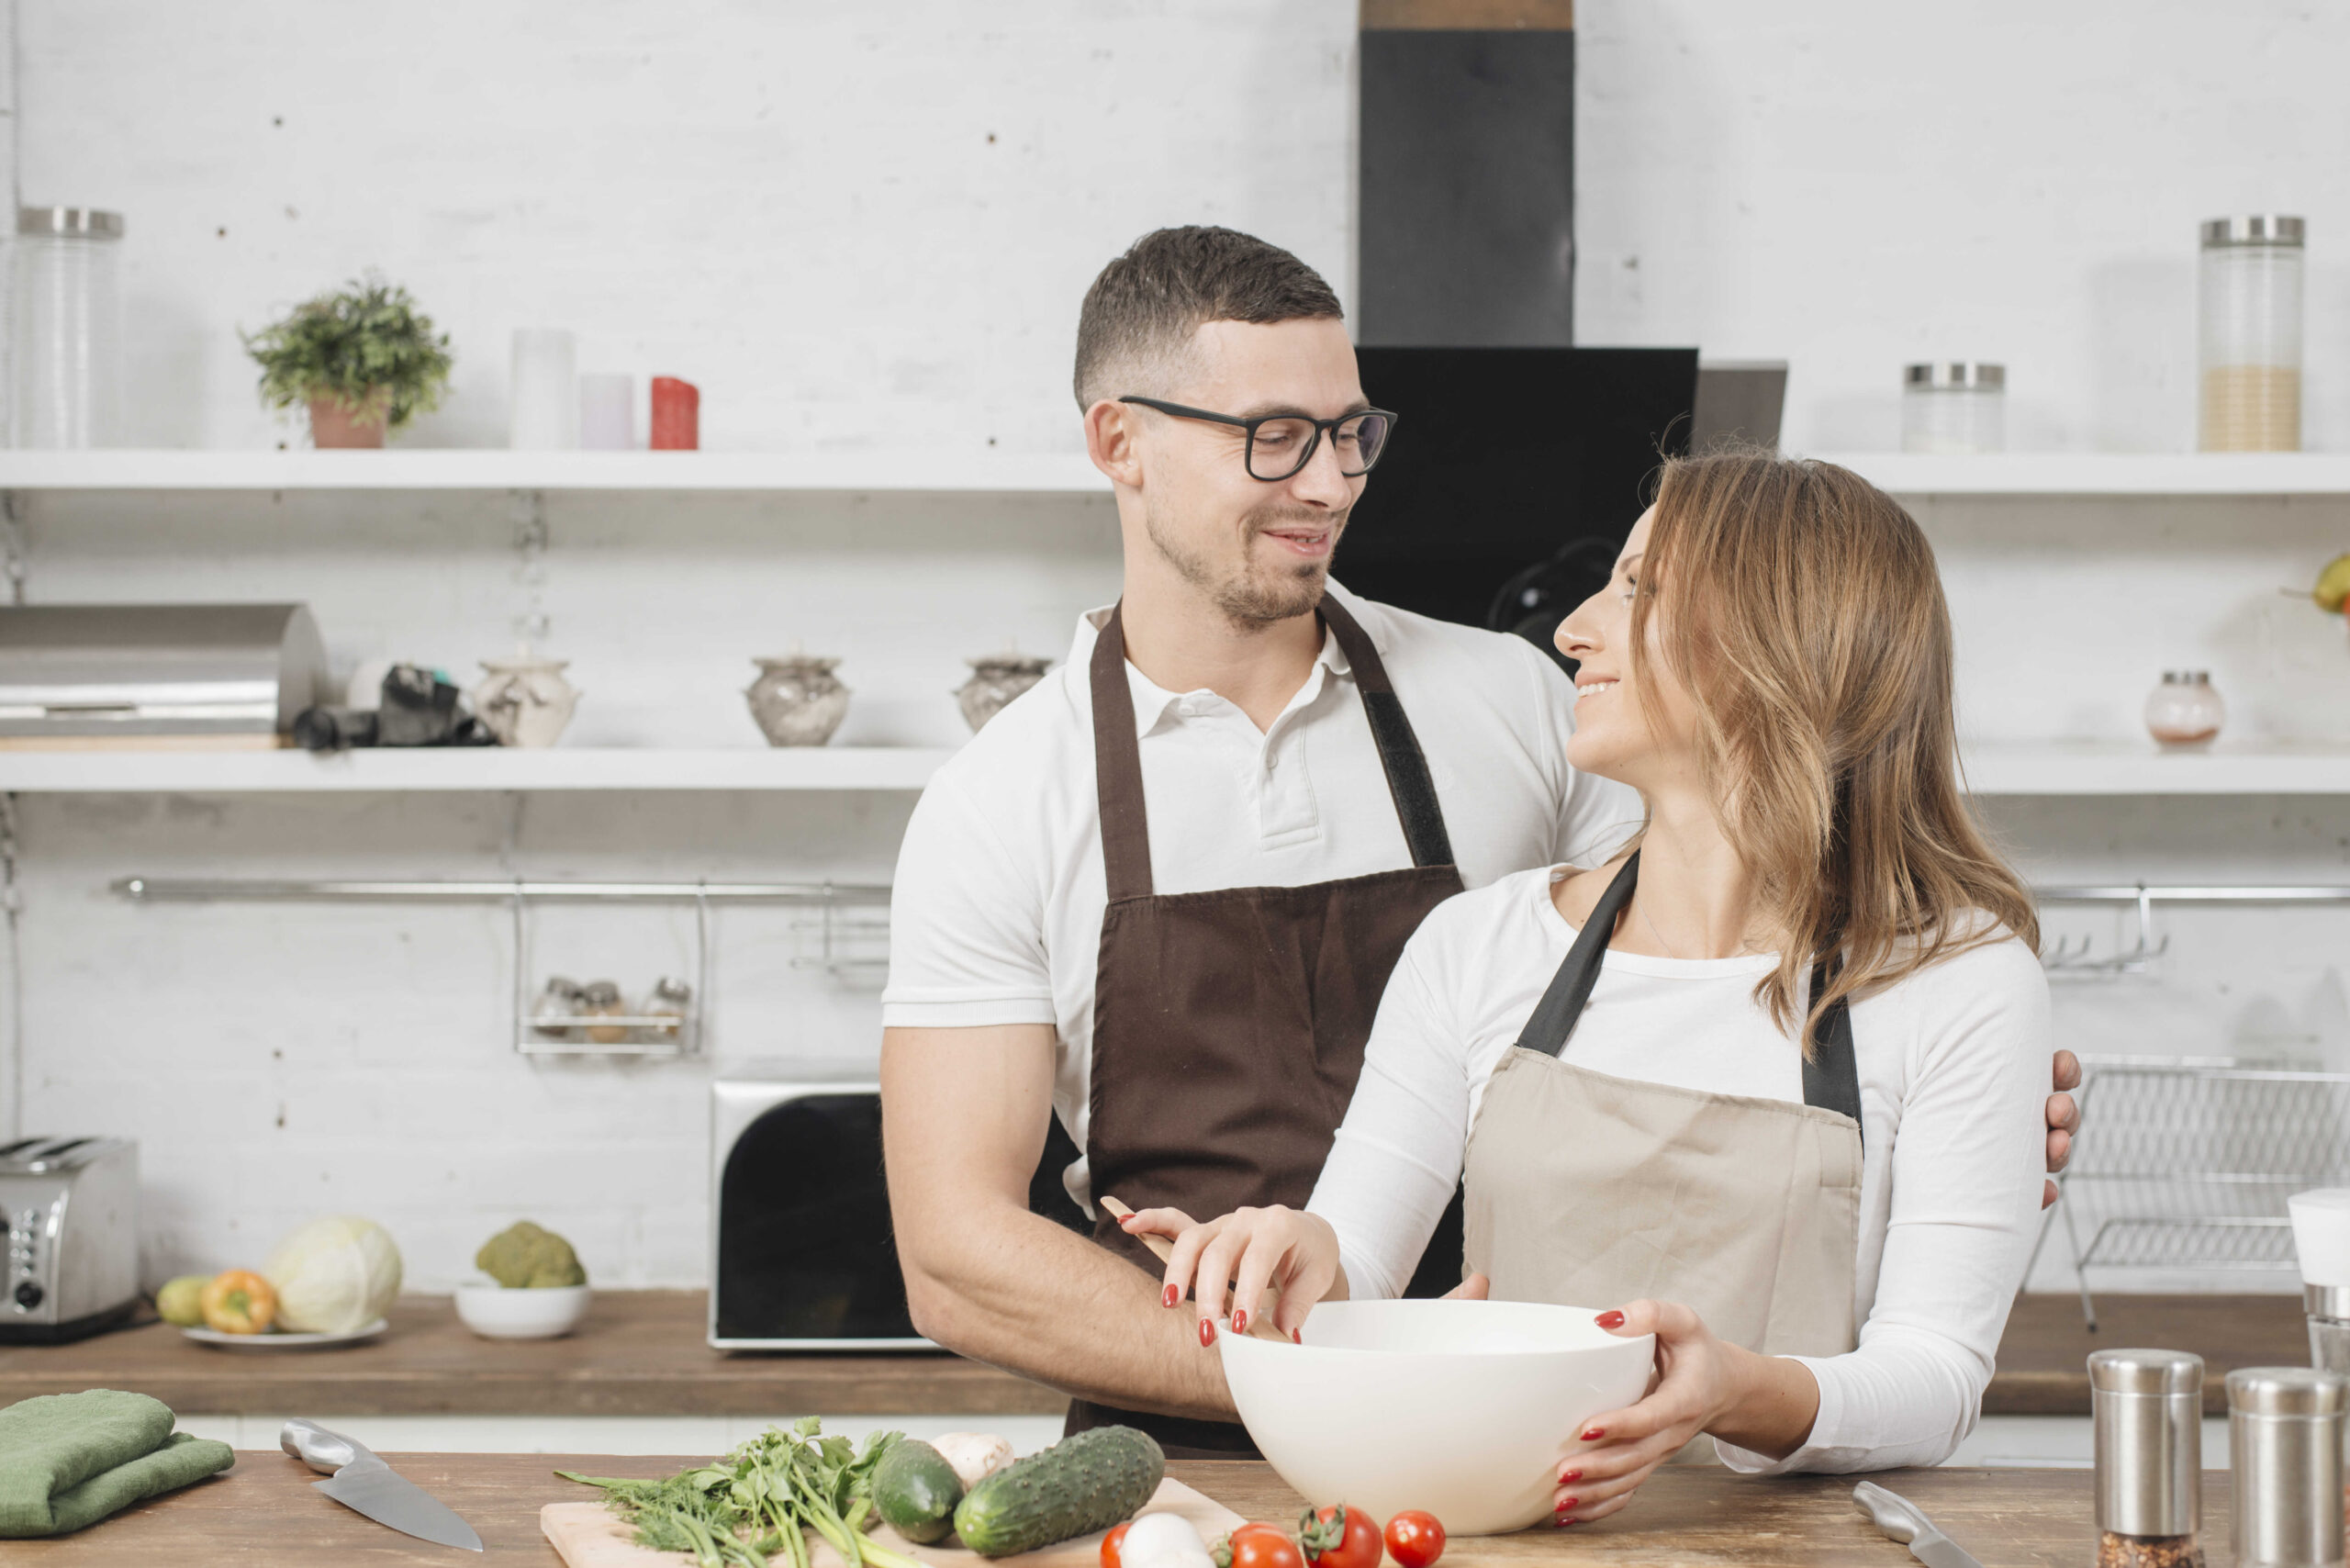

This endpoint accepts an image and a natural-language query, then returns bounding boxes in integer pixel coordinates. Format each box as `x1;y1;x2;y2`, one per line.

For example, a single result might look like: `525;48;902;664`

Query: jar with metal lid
1901;363;2005;454
2090;1348;2204;1568
2230;1367;2348;1568
12;207;125;448
2200;216;2304;452
2144;671;2224;749
579;980;627;1046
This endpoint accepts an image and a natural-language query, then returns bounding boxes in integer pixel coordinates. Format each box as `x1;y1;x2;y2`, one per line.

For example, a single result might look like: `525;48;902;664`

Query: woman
1129;451;2052;1524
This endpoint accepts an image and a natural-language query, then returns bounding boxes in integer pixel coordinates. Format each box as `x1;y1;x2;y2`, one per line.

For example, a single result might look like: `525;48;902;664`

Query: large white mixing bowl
1218;1298;1654;1535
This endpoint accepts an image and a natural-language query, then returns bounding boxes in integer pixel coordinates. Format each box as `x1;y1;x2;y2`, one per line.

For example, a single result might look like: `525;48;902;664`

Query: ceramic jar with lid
2144;671;2223;750
472;656;580;747
745;656;850;746
956;654;1052;733
1901;363;2006;454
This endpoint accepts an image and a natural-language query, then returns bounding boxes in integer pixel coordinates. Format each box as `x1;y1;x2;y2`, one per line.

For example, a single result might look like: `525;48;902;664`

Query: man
880;227;2079;1453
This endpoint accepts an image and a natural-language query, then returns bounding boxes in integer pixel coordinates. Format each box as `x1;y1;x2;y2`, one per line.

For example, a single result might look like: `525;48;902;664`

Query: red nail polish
1559;1497;1579;1512
1595;1310;1626;1329
1231;1310;1248;1335
1291;1328;1301;1344
1198;1317;1214;1347
1162;1284;1179;1308
1581;1428;1606;1441
1560;1470;1582;1484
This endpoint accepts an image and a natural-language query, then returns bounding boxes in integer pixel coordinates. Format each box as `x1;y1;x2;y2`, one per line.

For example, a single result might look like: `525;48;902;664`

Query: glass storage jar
1901;363;2005;454
12;207;124;449
2199;216;2304;452
2144;671;2224;749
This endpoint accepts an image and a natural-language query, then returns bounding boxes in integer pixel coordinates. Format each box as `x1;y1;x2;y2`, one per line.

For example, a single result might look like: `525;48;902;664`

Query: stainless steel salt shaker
2309;1284;2350;1377
2229;1366;2348;1568
2090;1349;2204;1558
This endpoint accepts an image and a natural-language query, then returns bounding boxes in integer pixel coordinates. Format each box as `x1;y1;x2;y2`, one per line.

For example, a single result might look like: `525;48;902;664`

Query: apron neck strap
1090;596;1459;902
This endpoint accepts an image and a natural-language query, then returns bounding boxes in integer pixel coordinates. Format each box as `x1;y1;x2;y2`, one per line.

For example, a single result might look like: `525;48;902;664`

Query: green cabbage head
263;1215;404;1333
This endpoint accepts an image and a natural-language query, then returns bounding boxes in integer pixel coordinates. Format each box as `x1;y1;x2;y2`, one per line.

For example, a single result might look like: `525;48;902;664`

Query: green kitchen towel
0;1388;235;1537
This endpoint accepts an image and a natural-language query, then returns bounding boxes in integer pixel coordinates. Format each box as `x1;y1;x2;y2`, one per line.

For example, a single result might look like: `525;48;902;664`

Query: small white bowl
453;1281;591;1339
1219;1297;1653;1535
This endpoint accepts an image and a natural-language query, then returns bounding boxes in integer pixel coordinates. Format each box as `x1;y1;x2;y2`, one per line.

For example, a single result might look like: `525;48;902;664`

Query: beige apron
1460;853;1863;1457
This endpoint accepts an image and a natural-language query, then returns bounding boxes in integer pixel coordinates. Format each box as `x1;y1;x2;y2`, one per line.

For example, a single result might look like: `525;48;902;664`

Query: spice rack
112;874;891;1058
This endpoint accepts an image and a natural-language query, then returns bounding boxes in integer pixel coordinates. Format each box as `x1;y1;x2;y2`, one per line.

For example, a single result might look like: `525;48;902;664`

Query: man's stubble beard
1142;491;1347;631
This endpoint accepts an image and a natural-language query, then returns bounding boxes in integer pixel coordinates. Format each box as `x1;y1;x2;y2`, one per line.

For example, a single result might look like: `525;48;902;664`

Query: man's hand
2042;1049;2081;1209
881;1024;1238;1421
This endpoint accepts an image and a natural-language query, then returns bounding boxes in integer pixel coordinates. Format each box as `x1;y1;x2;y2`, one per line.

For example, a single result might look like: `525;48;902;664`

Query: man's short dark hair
1073;226;1343;409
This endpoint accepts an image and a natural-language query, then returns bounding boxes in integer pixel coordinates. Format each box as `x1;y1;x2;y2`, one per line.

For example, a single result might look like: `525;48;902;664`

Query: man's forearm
903;1200;1237;1421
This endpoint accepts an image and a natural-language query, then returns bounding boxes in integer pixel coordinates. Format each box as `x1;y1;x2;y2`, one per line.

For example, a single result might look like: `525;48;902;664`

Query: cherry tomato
1102;1522;1132;1568
1225;1523;1305;1568
1383;1511;1445;1568
1299;1506;1382;1568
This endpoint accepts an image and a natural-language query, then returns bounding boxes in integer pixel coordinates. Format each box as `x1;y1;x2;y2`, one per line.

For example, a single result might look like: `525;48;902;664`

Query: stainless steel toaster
0;1136;139;1342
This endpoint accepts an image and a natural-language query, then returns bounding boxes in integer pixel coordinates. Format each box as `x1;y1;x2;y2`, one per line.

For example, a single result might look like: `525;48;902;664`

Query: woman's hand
1119;1204;1345;1343
1551;1300;1821;1527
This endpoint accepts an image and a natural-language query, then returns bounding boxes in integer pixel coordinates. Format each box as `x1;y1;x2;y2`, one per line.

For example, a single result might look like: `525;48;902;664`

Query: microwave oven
710;1068;1085;1351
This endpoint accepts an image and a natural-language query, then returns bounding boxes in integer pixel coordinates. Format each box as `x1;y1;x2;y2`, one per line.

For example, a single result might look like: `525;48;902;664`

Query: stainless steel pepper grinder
2229;1366;2349;1568
2310;1283;2350;1376
2090;1348;2205;1565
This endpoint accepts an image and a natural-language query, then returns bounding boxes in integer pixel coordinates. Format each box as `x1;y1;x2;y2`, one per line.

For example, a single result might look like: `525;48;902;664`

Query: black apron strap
1514;853;1640;1058
1317;596;1455;870
1512;849;1866;1152
1089;605;1155;902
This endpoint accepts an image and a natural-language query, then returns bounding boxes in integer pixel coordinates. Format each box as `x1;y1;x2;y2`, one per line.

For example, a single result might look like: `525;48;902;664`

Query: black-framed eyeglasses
1118;396;1398;482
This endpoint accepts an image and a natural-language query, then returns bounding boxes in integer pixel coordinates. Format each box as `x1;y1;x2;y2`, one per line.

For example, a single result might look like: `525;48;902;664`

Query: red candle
650;376;699;450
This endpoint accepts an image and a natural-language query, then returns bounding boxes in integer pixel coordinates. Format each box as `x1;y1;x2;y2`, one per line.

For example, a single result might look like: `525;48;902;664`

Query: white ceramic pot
954;655;1051;734
1218;1297;1653;1535
471;657;580;748
745;655;850;746
453;1281;591;1339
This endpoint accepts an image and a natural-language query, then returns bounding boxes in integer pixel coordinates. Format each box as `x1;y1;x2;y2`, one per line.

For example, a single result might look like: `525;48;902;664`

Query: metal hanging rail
113;877;889;903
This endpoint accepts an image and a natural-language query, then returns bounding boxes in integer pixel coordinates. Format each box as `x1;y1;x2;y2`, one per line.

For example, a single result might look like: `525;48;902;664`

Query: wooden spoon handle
1100;1195;1292;1342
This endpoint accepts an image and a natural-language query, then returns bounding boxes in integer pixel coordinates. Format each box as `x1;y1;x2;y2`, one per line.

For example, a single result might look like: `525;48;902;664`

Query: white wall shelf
1812;453;2350;497
0;449;1110;494
1964;741;2350;795
0;746;954;793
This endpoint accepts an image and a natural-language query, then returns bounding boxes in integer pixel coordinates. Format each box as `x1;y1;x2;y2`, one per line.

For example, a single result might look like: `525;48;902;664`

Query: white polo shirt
880;582;1643;1210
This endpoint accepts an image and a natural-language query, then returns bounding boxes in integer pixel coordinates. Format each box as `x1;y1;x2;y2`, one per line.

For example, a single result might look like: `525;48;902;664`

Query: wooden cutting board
543;1478;1248;1568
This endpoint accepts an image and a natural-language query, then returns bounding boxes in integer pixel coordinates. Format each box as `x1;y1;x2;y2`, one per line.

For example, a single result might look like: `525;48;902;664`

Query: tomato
1223;1523;1304;1568
1382;1512;1444;1568
198;1269;276;1335
1102;1521;1131;1568
1298;1506;1382;1568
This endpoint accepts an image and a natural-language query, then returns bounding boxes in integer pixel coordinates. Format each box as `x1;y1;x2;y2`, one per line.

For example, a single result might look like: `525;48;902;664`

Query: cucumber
874;1439;965;1544
951;1427;1165;1559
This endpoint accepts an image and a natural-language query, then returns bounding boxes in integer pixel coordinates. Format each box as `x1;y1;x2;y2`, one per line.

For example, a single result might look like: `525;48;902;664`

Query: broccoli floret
476;1220;587;1288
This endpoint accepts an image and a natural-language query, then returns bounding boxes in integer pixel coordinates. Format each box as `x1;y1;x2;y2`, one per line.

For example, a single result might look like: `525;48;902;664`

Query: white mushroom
1120;1512;1214;1568
927;1431;1014;1491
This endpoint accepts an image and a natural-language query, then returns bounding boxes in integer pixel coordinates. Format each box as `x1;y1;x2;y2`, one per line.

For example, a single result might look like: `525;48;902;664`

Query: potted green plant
243;274;453;448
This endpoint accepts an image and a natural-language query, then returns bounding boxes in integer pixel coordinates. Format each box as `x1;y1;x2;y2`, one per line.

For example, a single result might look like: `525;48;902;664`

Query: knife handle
282;1419;371;1474
1853;1481;1926;1543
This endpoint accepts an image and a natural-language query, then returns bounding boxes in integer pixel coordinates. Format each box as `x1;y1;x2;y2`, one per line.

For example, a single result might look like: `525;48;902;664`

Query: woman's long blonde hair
1628;449;2038;1036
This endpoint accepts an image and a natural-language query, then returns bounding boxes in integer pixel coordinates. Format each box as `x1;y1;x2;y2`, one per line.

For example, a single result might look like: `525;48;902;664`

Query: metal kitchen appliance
0;603;328;743
0;1136;139;1342
710;1067;1087;1350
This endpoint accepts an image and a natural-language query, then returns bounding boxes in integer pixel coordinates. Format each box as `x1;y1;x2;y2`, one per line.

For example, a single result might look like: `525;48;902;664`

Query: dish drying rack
113;874;891;1058
2032;1051;2350;1327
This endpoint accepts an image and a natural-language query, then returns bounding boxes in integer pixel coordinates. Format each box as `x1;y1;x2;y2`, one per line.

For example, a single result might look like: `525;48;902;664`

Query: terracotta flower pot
308;393;391;449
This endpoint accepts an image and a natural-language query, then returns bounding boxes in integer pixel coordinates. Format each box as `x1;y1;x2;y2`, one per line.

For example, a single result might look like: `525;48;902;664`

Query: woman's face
1556;508;1703;788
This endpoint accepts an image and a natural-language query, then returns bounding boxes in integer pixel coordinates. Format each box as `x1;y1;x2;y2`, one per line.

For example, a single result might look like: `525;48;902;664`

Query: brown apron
1065;597;1464;1456
1461;852;1863;1462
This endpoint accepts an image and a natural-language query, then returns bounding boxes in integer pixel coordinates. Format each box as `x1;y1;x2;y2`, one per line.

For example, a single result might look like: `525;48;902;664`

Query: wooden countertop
1986;1292;2302;1415
0;1290;2299;1419
0;1455;2237;1566
0;1293;1068;1417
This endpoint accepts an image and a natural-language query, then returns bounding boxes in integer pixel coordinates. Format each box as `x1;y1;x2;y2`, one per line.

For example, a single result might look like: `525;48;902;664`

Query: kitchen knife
281;1419;484;1552
1852;1481;1983;1568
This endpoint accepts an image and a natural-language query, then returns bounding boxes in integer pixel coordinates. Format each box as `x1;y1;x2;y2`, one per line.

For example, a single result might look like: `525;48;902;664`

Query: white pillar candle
509;328;578;449
577;373;634;451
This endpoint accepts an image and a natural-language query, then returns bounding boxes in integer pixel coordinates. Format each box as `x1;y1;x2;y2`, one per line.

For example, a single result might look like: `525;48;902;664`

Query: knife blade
282;1419;484;1552
1852;1481;1983;1568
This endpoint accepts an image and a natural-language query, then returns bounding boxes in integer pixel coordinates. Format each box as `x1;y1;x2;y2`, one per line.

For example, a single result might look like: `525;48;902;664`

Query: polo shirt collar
1067;580;1377;740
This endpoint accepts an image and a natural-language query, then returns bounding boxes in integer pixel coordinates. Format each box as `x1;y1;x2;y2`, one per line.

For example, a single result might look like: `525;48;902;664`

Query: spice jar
530;976;585;1040
2090;1347;2204;1568
2200;216;2304;452
1901;363;2005;454
2227;1366;2347;1568
2144;672;2223;749
579;980;628;1045
639;977;691;1043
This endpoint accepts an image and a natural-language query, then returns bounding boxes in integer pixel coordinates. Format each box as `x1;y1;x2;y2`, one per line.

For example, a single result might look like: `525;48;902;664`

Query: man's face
1130;317;1370;628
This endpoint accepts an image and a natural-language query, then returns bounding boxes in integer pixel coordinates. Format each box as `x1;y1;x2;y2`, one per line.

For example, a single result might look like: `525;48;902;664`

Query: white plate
180;1317;388;1350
